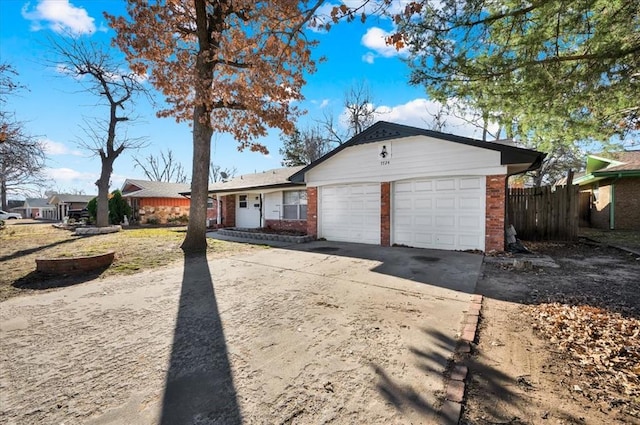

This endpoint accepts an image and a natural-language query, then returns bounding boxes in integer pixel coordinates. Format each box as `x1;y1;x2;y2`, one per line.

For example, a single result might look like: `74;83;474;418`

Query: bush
87;197;97;222
146;216;160;225
178;214;189;223
109;190;131;225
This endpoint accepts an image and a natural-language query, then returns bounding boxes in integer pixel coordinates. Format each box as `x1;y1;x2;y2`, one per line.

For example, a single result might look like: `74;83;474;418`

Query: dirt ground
0;244;480;424
462;240;640;425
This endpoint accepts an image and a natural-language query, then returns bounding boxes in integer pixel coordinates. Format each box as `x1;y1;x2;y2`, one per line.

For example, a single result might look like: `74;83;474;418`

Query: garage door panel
393;177;485;251
321;184;380;245
436;179;456;191
414;180;433;192
460;177;482;190
435;197;455;209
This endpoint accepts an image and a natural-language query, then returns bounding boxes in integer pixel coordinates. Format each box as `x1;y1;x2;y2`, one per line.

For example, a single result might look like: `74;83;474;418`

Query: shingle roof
600;151;640;172
48;194;96;204
121;179;191;198
204;166;305;194
25;198;53;208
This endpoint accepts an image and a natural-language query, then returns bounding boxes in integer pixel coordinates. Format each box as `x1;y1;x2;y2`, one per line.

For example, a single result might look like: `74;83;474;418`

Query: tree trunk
181;0;215;253
181;104;212;252
95;159;114;227
1;179;7;211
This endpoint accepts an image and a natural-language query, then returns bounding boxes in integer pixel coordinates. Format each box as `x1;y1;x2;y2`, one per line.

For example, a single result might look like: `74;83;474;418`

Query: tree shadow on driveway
160;252;241;425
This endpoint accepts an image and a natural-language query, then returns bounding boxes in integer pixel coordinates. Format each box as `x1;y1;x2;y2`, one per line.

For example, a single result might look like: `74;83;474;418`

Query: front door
235;193;261;228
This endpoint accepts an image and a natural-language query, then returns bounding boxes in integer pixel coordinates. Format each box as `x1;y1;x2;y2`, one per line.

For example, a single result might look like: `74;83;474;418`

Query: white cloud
362;52;375;64
361;26;407;58
21;0;97;36
45;167;96;182
319;99;330;109
352;98;502;139
42;138;83;156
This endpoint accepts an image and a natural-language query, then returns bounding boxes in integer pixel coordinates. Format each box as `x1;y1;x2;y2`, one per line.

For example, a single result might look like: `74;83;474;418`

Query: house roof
193;166;305;195
289;121;545;182
575;151;640;185
48;194;96;204
24;198;54;208
121;179;191;198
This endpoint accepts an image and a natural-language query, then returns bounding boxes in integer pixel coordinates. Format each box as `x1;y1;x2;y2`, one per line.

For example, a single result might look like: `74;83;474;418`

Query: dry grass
580;228;640;251
0;221;259;301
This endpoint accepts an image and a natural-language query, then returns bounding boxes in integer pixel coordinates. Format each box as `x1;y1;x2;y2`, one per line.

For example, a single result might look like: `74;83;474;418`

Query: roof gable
121;179;191;198
290;121;544;182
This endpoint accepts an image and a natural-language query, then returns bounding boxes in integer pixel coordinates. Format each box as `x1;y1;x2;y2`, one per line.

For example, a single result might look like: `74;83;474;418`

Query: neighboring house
574;151;640;230
13;198;56;219
203;166;307;231
48;194;96;221
121;179;191;224
290;121;544;252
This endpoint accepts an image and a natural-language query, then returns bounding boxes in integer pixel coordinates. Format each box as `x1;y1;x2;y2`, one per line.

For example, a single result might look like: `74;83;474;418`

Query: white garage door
393;177;485;250
320;183;380;244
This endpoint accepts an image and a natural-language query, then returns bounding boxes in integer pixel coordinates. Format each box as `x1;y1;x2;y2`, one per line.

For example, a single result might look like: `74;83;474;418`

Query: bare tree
209;163;237;183
280;126;331;166
319;81;376;145
133;149;188;183
0;63;47;210
51;38;149;227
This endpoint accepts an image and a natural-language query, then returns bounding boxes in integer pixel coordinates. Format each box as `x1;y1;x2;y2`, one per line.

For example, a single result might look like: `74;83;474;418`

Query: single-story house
48;194;96;221
12;198;56;219
121;179;191;224
291;121;543;252
574;151;640;230
203;166;306;231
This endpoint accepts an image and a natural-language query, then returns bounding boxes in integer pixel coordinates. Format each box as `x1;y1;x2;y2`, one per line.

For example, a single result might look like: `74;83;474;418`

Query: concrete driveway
0;241;482;424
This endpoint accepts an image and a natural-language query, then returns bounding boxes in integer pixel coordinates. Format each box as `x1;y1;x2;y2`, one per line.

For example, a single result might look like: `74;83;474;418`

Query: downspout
504;153;547;237
609;174;622;230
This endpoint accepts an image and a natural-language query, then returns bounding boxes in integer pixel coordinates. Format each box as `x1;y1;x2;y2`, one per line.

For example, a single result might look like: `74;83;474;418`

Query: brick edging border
438;293;483;425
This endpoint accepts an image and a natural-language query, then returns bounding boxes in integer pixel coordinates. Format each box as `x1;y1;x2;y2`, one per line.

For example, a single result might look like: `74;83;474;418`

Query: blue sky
1;0;489;196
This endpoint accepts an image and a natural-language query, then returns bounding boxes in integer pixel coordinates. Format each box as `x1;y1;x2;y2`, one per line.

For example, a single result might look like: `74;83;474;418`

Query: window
239;195;248;208
207;198;214;208
283;190;307;220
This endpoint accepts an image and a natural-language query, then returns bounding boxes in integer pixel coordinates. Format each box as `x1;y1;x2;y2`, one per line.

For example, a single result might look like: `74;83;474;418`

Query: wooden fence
507;184;579;241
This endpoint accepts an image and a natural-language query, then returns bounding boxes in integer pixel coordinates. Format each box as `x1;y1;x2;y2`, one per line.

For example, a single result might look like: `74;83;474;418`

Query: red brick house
574;151;640;230
203;166;307;232
121;179;191;224
290;121;544;252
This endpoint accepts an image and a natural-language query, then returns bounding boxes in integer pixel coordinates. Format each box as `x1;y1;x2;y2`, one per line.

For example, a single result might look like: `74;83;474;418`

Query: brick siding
381;182;391;246
613;177;640;230
222;195;236;228
265;219;307;233
306;187;318;237
485;175;506;252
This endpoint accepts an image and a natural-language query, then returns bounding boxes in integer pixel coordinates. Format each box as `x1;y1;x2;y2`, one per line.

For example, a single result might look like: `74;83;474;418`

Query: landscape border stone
217;228;314;244
438;294;484;425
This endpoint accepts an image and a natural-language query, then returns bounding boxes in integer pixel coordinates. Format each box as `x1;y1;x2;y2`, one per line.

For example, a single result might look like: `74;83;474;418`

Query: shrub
87;197;97;222
146;216;160;225
109;190;131;225
178;214;189;223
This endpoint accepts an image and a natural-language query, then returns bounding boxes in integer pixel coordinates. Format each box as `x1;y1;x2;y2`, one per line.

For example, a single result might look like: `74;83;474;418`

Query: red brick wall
485;175;506;252
381;182;391;246
222;195;235;227
306;187;318;237
265;219;307;233
613;177;640;230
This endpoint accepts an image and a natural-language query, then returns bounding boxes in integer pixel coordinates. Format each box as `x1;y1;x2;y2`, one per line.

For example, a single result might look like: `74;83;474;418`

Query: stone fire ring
36;251;116;275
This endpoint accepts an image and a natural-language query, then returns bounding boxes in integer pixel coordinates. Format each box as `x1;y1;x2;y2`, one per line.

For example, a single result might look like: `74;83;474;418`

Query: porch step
217;228;314;244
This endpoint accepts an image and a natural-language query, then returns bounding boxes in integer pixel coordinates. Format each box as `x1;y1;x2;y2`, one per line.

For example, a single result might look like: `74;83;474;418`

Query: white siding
263;192;282;220
306;135;505;186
